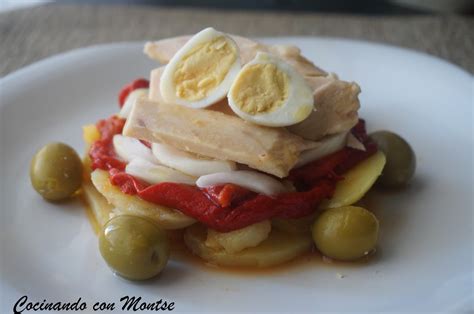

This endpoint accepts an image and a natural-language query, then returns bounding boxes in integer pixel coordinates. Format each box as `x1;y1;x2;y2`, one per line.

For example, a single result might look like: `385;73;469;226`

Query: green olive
30;142;83;201
312;206;379;261
369;131;416;187
99;215;170;280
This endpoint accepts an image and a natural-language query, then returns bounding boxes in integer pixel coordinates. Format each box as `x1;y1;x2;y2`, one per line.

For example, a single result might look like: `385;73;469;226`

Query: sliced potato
205;220;272;254
91;169;195;230
272;212;317;234
82;124;100;146
320;151;386;209
82;154;93;182
82;125;112;233
184;224;312;267
82;124;99;179
82;180;113;233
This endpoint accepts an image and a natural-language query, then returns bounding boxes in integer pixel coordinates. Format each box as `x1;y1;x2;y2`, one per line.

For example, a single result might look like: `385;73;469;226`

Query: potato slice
82;125;113;233
272;213;317;234
82;180;113;233
82;124;100;146
320;151;386;209
91;169;195;230
184;224;312;267
205;220;272;254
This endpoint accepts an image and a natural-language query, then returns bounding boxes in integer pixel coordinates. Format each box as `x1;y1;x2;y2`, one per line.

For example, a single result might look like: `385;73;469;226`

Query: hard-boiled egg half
160;27;241;108
227;52;314;127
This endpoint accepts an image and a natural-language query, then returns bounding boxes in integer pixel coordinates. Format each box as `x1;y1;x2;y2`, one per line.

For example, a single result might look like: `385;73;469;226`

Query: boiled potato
83;124;100;146
205;220;271;253
184;224;312;267
82;124;100;178
81;127;110;233
272;213;317;234
320;151;386;209
82;180;114;233
91;169;195;230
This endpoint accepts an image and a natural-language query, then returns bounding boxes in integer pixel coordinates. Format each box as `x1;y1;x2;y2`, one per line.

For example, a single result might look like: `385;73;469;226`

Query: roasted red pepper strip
89;116;376;232
118;78;150;108
138;179;335;231
109;168;149;195
89;116;127;171
204;184;255;208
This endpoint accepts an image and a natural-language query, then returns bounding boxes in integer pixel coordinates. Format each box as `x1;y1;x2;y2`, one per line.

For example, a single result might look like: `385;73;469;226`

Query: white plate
0;38;472;313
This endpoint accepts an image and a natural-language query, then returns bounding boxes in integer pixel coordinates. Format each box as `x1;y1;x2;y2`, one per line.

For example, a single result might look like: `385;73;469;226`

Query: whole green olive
370;131;416;187
30;142;83;201
312;206;379;261
99;215;170;280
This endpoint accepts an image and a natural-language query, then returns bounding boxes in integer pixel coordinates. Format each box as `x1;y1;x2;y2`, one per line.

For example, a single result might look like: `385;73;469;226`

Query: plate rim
1;36;472;86
0;36;472;313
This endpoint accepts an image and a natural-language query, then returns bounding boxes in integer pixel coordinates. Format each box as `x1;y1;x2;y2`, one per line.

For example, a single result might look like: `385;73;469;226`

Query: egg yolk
173;36;237;101
230;63;289;115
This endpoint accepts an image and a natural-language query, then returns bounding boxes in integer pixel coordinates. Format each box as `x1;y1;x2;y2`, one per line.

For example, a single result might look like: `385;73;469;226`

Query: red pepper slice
109;169;149;194
118;78;150;108
89;116;377;232
138;179;336;232
89;116;127;171
204;184;255;208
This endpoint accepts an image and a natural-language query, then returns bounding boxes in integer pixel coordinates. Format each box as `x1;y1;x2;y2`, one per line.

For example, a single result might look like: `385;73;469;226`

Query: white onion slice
118;88;149;119
113;134;156;163
346;133;366;151
125;158;196;185
295;132;348;168
152;143;236;177
196;170;287;196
